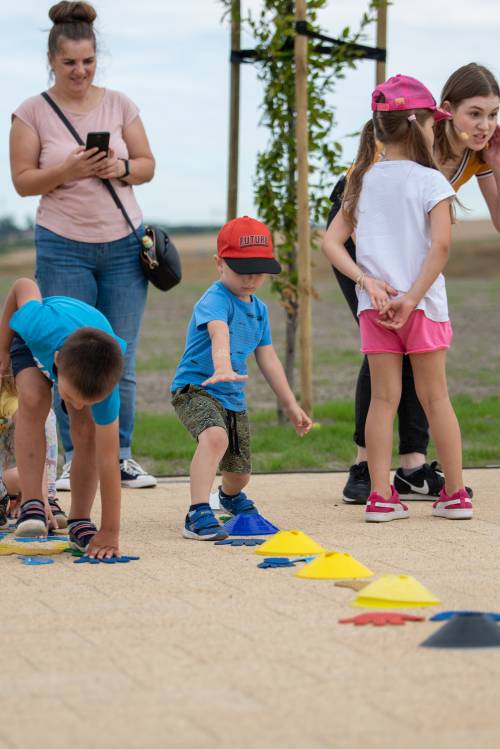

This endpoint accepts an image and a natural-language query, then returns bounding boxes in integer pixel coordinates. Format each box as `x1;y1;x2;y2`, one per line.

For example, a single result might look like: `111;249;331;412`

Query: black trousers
327;178;429;454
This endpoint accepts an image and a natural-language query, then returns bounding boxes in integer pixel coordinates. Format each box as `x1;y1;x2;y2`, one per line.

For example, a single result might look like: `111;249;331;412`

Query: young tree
221;0;379;413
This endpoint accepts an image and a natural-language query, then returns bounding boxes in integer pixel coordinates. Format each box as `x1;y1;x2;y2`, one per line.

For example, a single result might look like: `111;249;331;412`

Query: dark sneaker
68;519;98;552
394;461;474;501
15;499;48;538
49;497;68;530
120;459;157;489
342;462;370;504
0;494;10;530
219;489;258;516
183;505;228;541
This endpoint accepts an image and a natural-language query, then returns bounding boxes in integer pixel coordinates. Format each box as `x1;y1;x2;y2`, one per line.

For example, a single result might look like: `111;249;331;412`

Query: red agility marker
339;612;425;627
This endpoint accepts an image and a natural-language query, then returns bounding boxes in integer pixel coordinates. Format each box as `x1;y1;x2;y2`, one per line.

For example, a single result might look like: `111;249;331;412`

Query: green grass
132;395;500;476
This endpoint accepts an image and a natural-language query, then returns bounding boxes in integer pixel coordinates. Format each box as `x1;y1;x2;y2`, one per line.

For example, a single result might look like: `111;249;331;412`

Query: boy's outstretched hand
202;368;249;386
286;404;313;437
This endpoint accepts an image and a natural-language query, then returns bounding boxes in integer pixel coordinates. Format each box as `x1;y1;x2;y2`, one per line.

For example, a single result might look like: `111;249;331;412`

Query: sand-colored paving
2;469;500;749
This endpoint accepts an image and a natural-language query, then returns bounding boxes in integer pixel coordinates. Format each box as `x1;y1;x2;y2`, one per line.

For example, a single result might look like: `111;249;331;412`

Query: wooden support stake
295;0;313;415
375;1;387;85
227;0;241;221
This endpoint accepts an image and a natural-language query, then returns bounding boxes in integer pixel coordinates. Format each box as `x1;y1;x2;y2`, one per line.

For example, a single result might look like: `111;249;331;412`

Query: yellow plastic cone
353;574;440;609
254;530;325;557
294;552;374;580
0;541;69;556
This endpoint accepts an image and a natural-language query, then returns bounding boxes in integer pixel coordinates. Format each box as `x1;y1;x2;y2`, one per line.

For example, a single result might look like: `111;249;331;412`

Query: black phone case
85;131;110;152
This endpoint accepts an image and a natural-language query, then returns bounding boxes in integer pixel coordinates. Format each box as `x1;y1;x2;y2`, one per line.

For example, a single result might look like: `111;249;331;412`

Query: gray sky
1;0;499;226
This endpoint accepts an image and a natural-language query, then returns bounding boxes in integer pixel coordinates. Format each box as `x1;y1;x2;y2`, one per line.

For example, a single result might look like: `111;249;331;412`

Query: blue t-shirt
10;297;126;426
171;281;272;411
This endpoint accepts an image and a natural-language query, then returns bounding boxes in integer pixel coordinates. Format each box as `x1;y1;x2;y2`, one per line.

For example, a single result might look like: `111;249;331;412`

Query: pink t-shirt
13;89;143;242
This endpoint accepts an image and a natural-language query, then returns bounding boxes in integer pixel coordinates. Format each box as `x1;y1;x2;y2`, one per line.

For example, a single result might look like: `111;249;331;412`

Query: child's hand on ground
87;529;120;559
202;368;249;386
285;404;313;437
363;277;397;312
377;295;416;329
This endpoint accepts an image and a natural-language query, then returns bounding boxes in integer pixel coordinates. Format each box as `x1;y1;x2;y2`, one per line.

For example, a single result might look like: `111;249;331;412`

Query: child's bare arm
379;200;451;329
89;420;121;558
255;345;312;436
0;278;41;373
202;320;248;385
321;212;397;310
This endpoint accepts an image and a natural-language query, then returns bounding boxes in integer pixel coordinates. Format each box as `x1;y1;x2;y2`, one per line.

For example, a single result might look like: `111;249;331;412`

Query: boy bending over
0;279;125;558
171;216;312;540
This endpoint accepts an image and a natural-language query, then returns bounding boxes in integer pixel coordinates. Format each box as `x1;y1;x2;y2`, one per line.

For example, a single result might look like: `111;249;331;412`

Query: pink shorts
359;309;453;354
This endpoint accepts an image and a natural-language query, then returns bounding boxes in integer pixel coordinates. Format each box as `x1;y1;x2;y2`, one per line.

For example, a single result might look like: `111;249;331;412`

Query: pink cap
372;74;452;122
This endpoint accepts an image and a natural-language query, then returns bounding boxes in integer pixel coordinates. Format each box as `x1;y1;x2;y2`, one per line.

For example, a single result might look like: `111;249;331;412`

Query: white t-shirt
355;160;456;322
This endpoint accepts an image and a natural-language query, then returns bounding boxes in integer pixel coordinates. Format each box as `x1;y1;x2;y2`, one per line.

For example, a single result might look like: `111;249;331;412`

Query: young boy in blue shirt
0;278;125;559
171;216;312;540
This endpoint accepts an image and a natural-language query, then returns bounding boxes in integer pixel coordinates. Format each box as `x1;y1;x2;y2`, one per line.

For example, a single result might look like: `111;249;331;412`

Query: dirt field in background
1;221;499;416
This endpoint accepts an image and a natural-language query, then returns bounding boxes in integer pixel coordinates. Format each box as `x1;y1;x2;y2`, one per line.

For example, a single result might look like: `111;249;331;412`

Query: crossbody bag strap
40;91;143;247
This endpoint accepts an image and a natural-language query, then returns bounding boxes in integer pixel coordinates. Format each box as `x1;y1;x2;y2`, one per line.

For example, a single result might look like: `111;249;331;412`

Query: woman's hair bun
49;2;97;26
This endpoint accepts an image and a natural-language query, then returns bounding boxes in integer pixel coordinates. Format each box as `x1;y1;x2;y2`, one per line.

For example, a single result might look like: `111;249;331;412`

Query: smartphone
85;131;110;155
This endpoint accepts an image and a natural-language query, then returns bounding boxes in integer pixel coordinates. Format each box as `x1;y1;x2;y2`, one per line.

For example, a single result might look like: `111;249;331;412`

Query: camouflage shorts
171;384;251;474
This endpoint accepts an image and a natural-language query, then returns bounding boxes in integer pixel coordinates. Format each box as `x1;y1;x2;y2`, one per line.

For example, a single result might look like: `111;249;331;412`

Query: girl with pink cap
322;74;473;523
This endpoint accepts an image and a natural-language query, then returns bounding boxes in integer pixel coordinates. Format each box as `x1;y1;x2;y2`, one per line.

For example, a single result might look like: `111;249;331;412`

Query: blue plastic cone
222;512;279;536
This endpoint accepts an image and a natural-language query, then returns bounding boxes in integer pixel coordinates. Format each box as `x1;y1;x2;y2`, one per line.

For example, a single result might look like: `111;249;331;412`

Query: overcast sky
1;0;500;227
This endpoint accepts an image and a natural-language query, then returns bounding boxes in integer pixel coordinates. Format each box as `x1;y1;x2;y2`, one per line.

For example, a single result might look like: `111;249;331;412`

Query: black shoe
394;461;474;500
342;462;371;504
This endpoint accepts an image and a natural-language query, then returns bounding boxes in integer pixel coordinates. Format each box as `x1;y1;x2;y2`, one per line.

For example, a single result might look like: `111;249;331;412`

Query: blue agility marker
222;512;279;537
430;610;500;622
257;556;316;569
214;538;265;547
17;556;54;566
73;555;140;564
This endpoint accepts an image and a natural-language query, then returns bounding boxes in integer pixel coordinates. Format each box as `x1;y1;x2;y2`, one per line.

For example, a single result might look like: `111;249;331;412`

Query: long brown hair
342;100;437;227
48;2;97;58
434;63;500;163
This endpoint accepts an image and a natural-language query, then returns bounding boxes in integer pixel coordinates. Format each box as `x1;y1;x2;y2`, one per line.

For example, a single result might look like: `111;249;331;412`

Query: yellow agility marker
254;530;325;557
295;552;374;580
0;541;69;556
353;574;440;609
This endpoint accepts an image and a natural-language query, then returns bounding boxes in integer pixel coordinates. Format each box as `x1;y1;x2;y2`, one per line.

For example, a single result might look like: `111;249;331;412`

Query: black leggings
327;179;429;455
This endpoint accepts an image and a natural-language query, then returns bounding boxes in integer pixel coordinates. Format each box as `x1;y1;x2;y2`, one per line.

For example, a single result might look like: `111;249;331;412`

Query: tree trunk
277;9;298;424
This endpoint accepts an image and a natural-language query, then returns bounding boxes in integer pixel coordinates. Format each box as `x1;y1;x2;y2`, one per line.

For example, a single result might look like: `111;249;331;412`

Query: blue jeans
35;225;148;462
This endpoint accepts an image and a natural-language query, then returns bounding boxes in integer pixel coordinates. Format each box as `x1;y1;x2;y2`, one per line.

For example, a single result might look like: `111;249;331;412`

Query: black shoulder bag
41;92;182;292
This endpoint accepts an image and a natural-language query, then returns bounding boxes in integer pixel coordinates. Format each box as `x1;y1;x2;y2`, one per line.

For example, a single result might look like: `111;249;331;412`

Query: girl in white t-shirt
322;74;473;523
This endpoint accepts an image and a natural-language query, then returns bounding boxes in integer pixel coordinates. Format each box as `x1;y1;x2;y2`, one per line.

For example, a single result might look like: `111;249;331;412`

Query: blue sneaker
219;489;258;516
183;505;228;541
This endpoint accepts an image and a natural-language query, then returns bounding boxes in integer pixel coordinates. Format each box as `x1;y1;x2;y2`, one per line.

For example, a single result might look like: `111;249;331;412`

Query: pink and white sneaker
365;486;409;523
432;488;473;520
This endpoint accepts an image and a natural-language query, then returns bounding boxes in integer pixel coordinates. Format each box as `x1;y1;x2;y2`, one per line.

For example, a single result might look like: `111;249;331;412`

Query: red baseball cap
217;216;281;274
372;74;452;122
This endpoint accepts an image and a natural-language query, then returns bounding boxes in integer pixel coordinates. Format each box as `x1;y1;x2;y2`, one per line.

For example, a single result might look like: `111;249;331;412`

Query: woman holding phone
9;1;157;490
